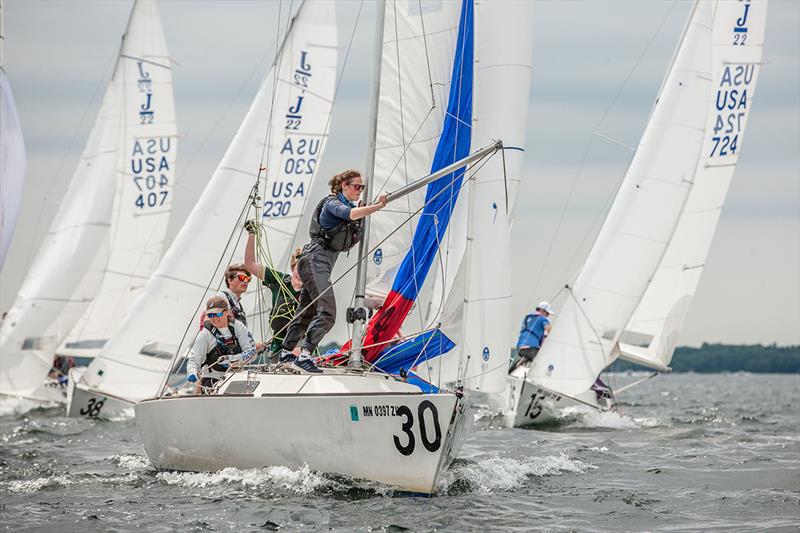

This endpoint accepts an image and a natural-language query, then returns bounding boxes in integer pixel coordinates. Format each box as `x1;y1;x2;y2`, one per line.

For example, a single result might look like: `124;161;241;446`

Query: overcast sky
1;0;798;347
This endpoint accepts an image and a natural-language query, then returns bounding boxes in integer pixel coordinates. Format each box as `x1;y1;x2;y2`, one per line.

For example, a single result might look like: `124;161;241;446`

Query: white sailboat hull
135;372;467;494
66;368;135;419
504;371;614;428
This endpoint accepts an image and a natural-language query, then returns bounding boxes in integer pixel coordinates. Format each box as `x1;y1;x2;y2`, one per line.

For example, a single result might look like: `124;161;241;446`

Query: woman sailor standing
280;170;387;373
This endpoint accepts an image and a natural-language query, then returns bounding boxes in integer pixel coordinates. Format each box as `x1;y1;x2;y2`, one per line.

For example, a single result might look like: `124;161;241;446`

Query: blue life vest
516;313;549;349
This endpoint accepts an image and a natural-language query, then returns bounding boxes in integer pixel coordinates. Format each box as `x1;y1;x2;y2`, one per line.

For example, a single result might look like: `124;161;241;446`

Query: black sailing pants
281;244;339;354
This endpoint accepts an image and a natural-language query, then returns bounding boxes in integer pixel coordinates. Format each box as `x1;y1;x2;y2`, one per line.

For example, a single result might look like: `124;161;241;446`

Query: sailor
219;263;251;326
279;169;388;373
510;301;554;372
187;295;256;392
243;219;303;363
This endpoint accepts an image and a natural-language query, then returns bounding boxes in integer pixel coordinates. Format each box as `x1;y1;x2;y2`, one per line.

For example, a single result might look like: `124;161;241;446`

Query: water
1;373;798;531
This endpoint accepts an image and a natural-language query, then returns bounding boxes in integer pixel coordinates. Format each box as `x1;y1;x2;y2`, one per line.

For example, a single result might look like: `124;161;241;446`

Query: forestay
619;0;768;371
530;1;714;398
59;0;177;354
424;0;534;393
78;0;338;403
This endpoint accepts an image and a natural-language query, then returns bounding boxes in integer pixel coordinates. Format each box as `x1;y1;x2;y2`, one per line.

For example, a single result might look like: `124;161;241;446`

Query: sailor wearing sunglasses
219;264;252;326
186;295;256;392
279;169;388;373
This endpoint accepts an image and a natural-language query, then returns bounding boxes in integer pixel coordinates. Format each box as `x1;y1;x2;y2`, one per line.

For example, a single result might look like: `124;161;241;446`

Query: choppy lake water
1;373;798;532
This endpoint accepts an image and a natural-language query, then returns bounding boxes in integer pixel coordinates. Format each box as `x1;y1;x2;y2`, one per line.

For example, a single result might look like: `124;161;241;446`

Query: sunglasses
347;182;365;192
206;311;225;319
234;273;251;282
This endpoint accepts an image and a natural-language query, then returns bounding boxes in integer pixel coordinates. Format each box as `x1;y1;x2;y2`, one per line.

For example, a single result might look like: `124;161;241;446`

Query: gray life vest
309;195;362;252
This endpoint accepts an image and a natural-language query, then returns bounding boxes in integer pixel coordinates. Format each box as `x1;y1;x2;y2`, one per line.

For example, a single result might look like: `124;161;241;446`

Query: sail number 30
393;400;442;456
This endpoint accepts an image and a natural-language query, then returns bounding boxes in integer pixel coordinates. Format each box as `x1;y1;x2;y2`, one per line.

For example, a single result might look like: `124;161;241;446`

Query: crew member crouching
187;295;256;393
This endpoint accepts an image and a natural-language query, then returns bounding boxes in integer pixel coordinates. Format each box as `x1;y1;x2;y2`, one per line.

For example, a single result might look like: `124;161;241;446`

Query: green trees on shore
609;343;800;373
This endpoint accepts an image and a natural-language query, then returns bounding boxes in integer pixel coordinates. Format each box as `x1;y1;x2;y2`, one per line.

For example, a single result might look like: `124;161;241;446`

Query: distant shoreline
609;343;800;374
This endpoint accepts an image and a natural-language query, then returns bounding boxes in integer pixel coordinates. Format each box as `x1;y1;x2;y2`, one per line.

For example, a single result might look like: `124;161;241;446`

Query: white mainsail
58;0;177;356
0;0;27;269
529;1;715;398
619;0;768;371
426;0;535;393
76;0;338;404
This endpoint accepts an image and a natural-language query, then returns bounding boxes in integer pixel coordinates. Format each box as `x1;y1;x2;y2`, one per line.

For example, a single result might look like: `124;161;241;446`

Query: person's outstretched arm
349;193;388;220
244;225;265;280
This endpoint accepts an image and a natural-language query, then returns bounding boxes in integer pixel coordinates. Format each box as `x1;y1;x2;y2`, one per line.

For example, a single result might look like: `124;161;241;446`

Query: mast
349;0;386;368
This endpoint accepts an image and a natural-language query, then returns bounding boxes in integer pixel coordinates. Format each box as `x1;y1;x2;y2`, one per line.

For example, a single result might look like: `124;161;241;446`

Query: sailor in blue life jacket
187;295;256;393
279;169;388;374
510;301;555;373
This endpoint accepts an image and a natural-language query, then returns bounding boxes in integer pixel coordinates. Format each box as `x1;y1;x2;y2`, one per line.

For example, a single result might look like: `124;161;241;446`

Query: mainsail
59;0;177;356
77;0;338;403
0;0;175;398
619;0;768;371
530;1;716;398
0;1;26;268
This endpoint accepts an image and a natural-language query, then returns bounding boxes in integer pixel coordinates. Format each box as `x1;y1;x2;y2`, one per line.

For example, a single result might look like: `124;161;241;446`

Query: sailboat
0;0;27;270
134;0;530;494
505;0;768;427
0;0;176;402
67;0;339;419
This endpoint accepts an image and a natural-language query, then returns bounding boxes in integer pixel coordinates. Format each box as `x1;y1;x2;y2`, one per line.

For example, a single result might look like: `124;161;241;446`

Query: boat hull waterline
135;373;468;494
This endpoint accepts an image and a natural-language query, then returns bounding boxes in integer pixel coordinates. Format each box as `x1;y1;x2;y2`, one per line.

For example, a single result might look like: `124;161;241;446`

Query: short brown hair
329;169;361;194
290;248;302;269
206;295;229;311
224;263;250;287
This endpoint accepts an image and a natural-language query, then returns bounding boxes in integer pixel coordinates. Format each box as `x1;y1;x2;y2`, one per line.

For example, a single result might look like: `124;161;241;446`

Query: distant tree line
608;343;800;373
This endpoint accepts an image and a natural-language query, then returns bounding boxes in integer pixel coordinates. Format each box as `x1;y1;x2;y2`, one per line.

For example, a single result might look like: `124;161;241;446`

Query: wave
438;453;595;495
0;397;61;418
156;464;338;495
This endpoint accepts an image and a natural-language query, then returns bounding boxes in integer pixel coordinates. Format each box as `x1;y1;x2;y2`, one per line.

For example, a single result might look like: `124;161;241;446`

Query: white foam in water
440;453;595;494
109;454;151;470
6;475;73;494
156;464;333;494
0;397;58;417
560;406;659;429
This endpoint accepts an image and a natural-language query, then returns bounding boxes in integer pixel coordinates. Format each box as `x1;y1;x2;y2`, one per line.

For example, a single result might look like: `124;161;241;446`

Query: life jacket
517;314;548;349
203;319;242;373
309;195;362;252
221;290;247;326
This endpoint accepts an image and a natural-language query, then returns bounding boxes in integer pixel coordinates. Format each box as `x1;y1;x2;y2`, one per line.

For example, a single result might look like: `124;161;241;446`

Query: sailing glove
244;219;259;234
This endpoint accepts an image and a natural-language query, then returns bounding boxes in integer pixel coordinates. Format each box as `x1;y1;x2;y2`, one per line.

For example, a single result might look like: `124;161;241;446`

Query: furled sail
77;0;338;403
58;0;178;356
0;0;175;398
619;0;768;371
530;1;715;397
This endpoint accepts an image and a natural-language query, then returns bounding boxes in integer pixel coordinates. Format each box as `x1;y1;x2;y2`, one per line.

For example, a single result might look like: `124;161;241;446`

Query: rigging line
526;0;680;310
372;106;436;196
281;0;365;273
171;44;278;206
245;149;499;353
565;284;610;368
392;2;425;333
159;171;265;396
417;0;436;107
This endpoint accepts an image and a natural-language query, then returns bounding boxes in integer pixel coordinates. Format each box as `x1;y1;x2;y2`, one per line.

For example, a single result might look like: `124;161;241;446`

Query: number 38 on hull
134;371;470;495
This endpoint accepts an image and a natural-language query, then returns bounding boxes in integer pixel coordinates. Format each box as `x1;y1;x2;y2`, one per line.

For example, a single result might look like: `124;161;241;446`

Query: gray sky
1;0;798;347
